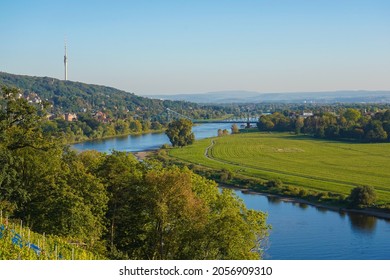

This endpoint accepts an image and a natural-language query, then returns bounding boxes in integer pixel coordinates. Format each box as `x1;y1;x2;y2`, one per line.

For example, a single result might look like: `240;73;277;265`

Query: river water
72;123;390;260
72;123;234;153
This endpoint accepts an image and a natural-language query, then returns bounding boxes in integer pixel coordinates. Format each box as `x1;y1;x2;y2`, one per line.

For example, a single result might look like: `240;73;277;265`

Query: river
72;123;234;153
72;123;390;260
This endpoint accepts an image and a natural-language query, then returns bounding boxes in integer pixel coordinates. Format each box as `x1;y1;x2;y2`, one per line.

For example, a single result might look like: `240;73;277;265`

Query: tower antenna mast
64;39;68;81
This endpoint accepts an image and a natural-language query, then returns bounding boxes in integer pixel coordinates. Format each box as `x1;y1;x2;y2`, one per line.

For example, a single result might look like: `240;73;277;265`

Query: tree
231;124;239;134
0;86;56;211
343;108;361;125
151;121;162;130
266;179;283;189
0;86;54;151
294;117;304;134
257;116;274;131
220;168;233;182
165;119;194;147
96;151;145;254
142;167;269;259
139;167;207;259
92;160;269;260
364;120;387;142
200;187;269;259
129;120;143;132
0;86;108;251
348;186;377;207
114;119;129;135
142;120;151;131
324;125;340;139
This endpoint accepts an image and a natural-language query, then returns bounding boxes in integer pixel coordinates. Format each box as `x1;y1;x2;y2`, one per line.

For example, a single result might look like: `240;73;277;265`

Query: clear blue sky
1;0;389;95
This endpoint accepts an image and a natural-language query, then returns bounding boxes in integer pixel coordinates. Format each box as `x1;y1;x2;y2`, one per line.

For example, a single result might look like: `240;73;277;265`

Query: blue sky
1;0;389;95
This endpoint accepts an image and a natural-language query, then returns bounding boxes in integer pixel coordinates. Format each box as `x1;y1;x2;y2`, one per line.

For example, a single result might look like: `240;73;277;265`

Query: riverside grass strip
168;132;390;203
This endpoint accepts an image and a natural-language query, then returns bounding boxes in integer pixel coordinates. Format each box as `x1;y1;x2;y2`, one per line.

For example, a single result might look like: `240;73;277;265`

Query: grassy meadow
168;132;390;204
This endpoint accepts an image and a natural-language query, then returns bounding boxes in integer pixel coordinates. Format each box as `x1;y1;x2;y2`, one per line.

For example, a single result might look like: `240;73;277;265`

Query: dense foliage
43;113;161;143
348;186;377;208
0;72;228;121
257;109;390;143
0;86;269;259
165;119;195;147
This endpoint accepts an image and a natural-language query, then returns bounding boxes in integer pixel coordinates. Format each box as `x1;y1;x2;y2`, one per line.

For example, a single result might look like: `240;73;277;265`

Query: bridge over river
166;108;260;127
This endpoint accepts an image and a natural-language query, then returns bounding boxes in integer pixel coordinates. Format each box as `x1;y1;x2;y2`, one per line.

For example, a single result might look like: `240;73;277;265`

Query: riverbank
221;185;390;220
133;150;156;161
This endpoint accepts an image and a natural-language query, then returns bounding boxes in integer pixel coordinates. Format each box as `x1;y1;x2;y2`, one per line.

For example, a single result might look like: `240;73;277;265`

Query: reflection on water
349;214;377;233
266;196;282;204
235;190;390;259
338;211;347;219
298;203;309;210
316;207;329;214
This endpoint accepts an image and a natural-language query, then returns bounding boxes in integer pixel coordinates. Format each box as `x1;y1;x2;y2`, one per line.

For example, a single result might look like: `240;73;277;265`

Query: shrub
220;169;233;182
266;179;283;189
348;185;377;207
298;189;309;197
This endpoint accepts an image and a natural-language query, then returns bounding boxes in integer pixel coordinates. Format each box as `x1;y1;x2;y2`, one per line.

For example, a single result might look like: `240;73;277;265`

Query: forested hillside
0;72;232;142
0;72;227;120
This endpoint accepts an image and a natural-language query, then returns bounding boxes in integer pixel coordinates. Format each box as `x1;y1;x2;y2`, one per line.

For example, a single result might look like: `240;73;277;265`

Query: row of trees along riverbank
257;108;390;142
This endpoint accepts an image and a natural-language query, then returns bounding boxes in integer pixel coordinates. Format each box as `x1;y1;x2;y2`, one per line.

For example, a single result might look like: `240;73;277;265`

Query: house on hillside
64;113;78;122
25;92;42;104
301;112;314;118
93;111;109;123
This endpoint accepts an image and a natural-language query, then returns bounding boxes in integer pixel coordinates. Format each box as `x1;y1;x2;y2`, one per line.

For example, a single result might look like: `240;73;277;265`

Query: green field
168;132;390;203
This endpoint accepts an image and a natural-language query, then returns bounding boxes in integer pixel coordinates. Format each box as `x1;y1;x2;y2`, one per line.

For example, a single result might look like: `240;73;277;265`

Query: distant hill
0;72;216;119
149;90;390;104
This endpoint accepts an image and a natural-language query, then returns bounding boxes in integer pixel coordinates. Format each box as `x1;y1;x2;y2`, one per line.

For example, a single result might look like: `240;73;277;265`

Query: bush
266;179;283;189
348;185;377;207
220;169;233;182
298;189;309;197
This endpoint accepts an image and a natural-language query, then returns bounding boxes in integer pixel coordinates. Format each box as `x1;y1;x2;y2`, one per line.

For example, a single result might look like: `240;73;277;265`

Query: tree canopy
348;186;377;207
165;119;195;147
96;161;269;259
257;109;390;143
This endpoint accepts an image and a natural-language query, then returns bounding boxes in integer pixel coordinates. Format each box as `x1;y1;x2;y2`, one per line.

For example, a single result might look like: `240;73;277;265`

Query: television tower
64;41;68;81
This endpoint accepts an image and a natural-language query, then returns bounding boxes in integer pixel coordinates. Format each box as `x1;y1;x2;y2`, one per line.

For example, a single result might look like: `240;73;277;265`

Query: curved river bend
73;123;390;260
